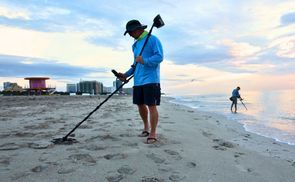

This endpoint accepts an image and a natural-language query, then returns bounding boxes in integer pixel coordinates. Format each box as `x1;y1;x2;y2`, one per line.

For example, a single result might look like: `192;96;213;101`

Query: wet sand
0;95;294;182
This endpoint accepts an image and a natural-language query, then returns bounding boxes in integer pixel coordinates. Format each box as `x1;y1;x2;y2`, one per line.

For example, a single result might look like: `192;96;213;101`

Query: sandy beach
0;95;294;182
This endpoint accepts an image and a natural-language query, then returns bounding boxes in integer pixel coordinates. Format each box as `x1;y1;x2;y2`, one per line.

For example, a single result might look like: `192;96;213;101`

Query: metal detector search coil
153;14;165;28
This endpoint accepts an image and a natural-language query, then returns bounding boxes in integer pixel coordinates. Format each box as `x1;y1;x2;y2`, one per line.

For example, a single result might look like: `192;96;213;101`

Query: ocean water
168;90;295;146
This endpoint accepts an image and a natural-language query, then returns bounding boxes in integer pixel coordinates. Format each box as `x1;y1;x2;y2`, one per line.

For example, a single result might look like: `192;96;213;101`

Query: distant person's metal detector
240;99;248;110
52;14;165;145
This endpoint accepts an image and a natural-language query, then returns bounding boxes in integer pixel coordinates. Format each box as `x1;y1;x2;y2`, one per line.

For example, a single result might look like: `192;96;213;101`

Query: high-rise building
77;81;103;95
3;82;13;90
3;82;23;92
113;79;123;92
103;86;113;94
66;84;77;93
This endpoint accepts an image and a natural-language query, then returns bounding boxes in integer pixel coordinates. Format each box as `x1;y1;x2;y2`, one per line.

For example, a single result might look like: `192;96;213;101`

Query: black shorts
231;97;238;104
133;83;161;106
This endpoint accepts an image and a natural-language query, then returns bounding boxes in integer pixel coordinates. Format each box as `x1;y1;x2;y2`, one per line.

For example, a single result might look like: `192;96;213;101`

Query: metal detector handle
111;69;120;78
111;69;129;84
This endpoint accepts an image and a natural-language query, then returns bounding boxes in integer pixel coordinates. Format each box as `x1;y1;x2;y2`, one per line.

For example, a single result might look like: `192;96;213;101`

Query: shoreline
166;94;295;147
0;95;294;181
164;96;295;161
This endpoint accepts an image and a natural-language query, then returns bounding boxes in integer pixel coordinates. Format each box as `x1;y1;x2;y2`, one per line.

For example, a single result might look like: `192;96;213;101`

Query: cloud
221;39;262;58
0;5;30;20
0;0;294;92
268;34;295;58
0;54;106;78
36;7;71;19
0;25;132;69
280;12;295;26
167;44;231;65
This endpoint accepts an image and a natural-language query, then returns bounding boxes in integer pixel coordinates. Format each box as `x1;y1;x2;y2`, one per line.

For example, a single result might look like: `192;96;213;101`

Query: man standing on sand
230;86;243;113
116;19;163;144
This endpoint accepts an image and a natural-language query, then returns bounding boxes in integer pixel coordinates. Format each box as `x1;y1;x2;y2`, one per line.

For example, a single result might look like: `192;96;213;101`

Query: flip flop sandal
138;131;149;137
146;137;157;144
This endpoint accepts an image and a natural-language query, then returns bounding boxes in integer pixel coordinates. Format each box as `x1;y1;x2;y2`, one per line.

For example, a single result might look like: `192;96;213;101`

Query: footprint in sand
105;174;124;182
122;142;138;147
24;123;49;129
146;153;165;164
85;134;120;142
117;165;136;175
234;152;245;158
58;167;76;174
161;121;175;124
78;124;93;129
212;139;235;151
28;141;54;149
202;130;213;138
68;153;96;165
0;143;21;150
169;171;186;181
119;133;135;137
0;156;10;166
31;165;48;172
10;172;30;180
104;153;127;160
13;132;36;137
243;134;251;138
158;167;173;173
142;176;165;182
235;164;254;173
212;145;227;151
286;160;295;167
186;162;197;168
82;144;108;151
164;149;182;160
0;133;10;138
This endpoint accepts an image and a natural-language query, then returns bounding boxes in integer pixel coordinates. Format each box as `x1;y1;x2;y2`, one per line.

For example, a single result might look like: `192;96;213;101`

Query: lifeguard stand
24;77;55;95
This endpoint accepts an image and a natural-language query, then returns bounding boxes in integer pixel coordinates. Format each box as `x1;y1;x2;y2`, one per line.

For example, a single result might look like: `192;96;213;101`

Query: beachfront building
4;82;13;90
113;79;123;93
122;87;133;95
3;82;23;92
103;86;113;94
77;81;103;95
66;84;77;93
24;77;55;95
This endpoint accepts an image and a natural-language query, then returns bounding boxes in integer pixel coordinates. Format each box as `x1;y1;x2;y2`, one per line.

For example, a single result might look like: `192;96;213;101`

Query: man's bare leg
231;102;234;113
147;105;159;139
138;104;149;131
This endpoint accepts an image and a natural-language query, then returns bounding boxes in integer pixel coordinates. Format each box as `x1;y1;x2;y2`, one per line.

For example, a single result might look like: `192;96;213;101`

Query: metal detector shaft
63;80;129;140
240;100;248;110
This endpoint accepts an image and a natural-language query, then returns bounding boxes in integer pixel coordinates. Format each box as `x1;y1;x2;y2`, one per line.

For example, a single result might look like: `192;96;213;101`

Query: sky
0;0;294;95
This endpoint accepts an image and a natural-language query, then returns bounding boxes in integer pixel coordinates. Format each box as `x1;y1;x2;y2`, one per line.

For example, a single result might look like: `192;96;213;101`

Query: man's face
128;29;142;39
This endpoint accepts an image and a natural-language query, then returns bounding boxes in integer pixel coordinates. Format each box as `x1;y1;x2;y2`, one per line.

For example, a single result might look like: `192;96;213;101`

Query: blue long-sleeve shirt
124;34;163;86
232;88;240;98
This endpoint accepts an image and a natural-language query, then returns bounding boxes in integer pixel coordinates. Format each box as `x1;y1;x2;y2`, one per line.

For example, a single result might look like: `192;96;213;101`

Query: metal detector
240;99;248;110
52;14;164;145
